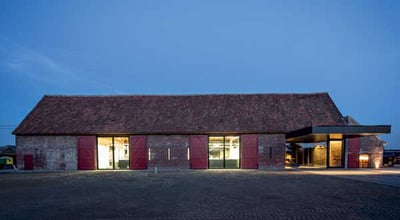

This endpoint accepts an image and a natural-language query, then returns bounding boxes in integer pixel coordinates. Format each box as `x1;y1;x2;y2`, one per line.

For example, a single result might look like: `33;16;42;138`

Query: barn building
12;93;391;170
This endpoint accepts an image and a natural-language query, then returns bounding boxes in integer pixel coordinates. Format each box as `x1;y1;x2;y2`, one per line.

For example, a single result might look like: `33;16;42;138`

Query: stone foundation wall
147;135;190;169
16;136;78;170
258;134;286;169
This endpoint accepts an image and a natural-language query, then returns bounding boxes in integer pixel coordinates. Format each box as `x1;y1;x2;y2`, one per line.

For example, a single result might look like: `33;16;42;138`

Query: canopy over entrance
286;125;391;143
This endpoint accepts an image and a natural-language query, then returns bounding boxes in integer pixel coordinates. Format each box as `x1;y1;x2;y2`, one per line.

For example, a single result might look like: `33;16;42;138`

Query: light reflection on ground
304;166;400;188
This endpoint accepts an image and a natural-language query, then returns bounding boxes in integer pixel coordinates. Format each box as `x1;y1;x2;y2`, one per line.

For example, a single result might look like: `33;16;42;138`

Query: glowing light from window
148;148;151;161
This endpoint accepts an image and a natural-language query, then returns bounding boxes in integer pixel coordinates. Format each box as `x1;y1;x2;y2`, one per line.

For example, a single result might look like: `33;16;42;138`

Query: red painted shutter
24;155;33;170
347;138;360;168
241;134;258;169
190;135;208;169
78;136;96;170
130;135;147;170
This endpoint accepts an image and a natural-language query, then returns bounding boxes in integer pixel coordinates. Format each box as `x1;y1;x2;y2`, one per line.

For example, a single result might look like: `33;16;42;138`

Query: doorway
97;137;129;169
208;136;240;169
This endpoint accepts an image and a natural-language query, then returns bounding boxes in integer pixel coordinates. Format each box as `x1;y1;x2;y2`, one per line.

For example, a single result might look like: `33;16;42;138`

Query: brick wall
258;134;286;169
15;134;287;170
16;136;78;170
147;135;190;169
360;136;384;168
344;116;386;168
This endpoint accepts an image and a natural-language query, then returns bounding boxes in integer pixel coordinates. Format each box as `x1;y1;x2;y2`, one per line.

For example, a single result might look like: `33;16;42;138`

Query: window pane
98;137;113;169
114;137;129;169
209;136;224;168
225;136;240;168
313;144;327;168
329;141;342;167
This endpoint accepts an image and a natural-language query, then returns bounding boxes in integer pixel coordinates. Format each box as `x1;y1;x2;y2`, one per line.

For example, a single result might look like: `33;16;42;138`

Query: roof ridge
42;92;330;98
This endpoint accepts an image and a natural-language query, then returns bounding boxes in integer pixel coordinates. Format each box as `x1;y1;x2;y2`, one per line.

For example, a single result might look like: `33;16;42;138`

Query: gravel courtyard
1;169;399;220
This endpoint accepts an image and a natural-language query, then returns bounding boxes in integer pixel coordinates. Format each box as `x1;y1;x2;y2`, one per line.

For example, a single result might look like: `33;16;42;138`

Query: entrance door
208;136;240;169
97;137;129;169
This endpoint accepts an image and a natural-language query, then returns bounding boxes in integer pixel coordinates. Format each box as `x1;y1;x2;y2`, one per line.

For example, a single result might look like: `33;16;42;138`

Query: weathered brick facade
258;134;286;169
147;135;190;169
360;136;384;168
344;116;386;168
14;134;382;170
16;136;77;170
13;96;389;171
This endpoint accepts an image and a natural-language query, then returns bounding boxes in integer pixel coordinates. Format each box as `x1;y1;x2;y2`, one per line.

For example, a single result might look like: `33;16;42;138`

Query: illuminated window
313;144;327;168
97;137;129;170
329;140;343;168
208;136;240;169
148;148;151;161
359;154;370;168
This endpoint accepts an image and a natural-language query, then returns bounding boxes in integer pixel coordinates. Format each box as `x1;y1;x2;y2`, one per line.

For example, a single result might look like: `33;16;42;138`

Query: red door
130;135;147;170
347;138;360;168
78;136;96;170
190;135;208;169
24;155;33;170
241;134;258;169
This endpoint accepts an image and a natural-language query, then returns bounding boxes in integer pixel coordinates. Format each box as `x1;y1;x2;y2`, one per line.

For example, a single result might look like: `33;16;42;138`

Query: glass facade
286;143;327;168
312;144;327;167
286;140;344;168
208;136;240;169
97;137;129;169
329;140;343;167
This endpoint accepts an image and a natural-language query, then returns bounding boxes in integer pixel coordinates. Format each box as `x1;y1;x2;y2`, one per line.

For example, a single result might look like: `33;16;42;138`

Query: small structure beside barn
12;93;391;170
0;145;16;169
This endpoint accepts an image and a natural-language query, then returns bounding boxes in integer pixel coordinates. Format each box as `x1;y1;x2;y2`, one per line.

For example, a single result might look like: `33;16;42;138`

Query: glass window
98;137;113;169
97;137;129;170
209;136;240;169
114;137;129;169
209;136;224;168
224;136;240;168
359;154;370;168
312;144;327;168
329;140;342;167
285;143;328;168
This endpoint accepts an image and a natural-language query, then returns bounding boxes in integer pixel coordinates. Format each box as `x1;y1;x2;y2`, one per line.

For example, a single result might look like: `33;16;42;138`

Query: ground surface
1;168;400;220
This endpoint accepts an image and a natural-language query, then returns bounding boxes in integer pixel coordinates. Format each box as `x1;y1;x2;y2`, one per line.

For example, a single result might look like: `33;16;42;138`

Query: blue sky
0;0;399;148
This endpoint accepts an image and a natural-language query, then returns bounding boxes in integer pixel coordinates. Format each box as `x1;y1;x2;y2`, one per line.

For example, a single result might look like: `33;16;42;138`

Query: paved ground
305;166;400;188
1;169;400;220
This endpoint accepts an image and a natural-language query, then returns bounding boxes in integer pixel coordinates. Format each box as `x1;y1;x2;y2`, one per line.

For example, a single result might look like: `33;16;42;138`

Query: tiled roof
13;93;344;135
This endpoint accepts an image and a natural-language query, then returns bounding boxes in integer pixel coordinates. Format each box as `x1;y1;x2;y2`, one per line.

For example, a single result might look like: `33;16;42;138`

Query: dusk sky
0;1;399;148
